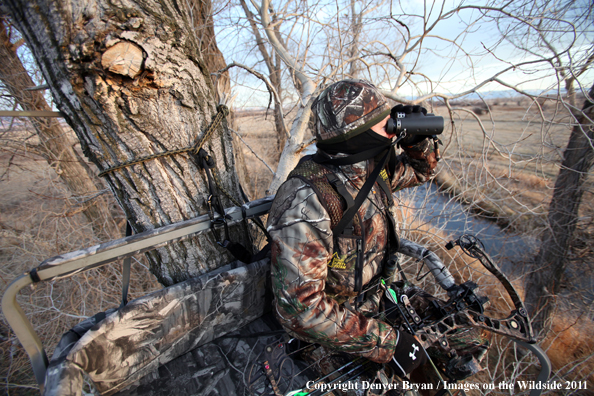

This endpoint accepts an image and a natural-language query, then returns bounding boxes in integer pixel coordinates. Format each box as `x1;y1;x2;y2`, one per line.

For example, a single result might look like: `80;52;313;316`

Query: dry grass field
0;101;592;394
435;102;594;301
434;102;593;235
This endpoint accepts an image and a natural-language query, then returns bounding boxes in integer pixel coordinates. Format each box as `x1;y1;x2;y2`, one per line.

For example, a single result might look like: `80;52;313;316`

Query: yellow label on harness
380;169;388;182
328;252;347;270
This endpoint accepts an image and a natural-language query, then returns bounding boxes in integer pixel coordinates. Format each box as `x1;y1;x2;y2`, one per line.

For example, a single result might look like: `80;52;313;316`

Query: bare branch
218;61;288;138
229;127;275;176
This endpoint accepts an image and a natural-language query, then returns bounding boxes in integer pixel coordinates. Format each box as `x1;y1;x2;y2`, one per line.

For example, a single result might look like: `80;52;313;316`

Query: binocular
386;110;444;137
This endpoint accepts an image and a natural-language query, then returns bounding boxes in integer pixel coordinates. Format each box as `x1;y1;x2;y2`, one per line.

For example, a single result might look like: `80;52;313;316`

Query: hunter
267;79;438;376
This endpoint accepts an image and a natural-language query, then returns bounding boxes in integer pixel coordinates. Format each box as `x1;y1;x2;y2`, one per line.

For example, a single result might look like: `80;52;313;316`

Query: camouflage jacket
267;139;437;363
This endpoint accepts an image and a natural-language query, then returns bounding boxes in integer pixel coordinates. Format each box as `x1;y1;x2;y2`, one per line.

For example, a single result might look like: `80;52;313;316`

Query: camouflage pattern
267;142;437;364
397;238;455;290
43;259;269;396
287;159;363;234
44;309;118;394
312;80;391;143
113;313;316;396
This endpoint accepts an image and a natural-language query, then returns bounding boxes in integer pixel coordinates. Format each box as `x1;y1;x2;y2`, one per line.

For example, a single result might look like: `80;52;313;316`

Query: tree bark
0;17;118;240
270;47;287;154
186;0;262;200
187;0;252;196
525;83;594;335
188;0;228;94
4;0;252;286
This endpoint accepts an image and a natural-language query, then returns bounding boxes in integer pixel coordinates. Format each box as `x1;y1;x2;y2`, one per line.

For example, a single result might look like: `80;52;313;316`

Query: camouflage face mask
317;129;392;155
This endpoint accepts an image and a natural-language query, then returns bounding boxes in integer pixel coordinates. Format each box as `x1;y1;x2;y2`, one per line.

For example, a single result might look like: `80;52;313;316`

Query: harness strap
376;173;400;253
325;173;355;236
328;144;395;236
120;222;132;308
195;148;231;242
99;105;229;177
195;147;271;263
376;171;394;206
313;144;387;166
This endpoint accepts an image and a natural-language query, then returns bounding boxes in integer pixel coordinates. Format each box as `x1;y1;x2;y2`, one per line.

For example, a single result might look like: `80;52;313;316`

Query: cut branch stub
101;41;144;78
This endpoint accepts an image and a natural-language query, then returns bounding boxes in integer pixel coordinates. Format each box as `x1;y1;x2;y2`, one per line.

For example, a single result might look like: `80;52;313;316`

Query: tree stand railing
1;195;275;389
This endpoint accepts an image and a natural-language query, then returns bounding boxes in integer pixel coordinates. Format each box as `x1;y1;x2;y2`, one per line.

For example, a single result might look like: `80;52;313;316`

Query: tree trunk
258;0;316;194
188;0;229;95
348;0;362;79
5;0;252;286
0;17;119;240
270;23;288;153
270;50;287;154
239;0;287;157
525;83;594;335
187;0;251;195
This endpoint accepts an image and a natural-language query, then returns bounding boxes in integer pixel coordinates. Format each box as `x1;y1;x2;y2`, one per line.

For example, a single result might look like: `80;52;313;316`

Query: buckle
207;194;215;220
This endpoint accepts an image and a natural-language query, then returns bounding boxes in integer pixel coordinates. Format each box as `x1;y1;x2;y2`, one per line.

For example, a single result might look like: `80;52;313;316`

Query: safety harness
287;138;402;299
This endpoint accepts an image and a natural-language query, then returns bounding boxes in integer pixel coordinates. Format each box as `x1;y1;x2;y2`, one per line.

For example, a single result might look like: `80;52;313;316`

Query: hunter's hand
390;331;428;376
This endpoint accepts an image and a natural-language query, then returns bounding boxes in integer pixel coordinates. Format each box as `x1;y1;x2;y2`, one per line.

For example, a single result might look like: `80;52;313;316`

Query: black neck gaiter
317;129;397;178
317;129;392;155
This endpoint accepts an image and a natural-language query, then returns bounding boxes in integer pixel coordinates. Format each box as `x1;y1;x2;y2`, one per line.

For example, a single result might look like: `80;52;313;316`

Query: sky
2;0;592;112
213;0;593;108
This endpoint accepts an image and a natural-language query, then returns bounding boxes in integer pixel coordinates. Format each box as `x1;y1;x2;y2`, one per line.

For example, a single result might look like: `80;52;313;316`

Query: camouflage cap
312;79;391;144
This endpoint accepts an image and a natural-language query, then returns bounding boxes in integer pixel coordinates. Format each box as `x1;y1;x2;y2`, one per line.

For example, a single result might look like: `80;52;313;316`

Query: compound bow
270;234;550;396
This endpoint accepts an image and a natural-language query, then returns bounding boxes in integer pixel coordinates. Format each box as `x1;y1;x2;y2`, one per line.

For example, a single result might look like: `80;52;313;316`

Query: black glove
390;331;428;376
390;105;430;147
